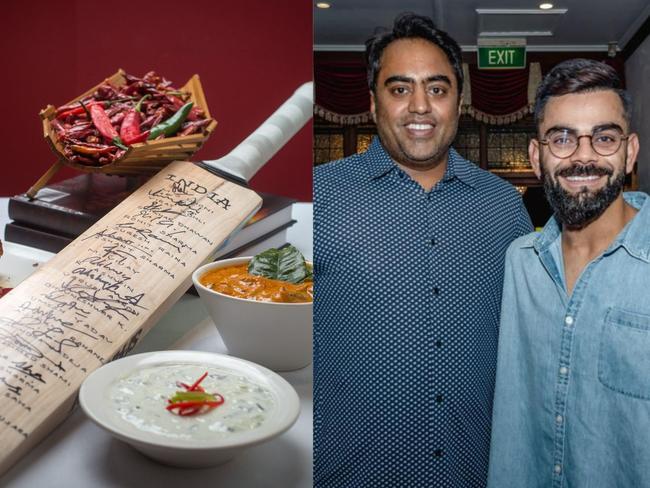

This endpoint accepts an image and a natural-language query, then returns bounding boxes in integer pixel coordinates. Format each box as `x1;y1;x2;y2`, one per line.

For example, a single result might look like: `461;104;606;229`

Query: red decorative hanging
315;58;372;124
468;65;529;116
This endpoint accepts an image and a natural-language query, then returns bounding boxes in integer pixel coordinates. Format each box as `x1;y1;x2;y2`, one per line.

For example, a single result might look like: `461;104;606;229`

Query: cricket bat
0;81;313;476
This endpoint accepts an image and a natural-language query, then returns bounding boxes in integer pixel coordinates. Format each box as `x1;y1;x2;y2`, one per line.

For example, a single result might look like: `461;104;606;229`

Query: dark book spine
4;223;73;253
8;197;94;237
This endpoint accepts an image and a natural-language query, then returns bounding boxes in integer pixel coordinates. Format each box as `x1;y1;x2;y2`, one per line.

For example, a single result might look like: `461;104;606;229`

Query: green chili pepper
169;391;217;403
147;101;193;140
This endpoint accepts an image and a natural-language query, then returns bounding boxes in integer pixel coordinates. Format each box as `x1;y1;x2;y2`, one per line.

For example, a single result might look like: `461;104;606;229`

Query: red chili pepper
119;110;144;145
69;143;116;155
178;382;204;392
118;95;151;145
69;154;98;165
167;94;185;110
179;118;211;136
56;99;94;115
188;371;208;391
141;112;164;131
89;104;126;148
188;106;204;121
57;101;105;120
110;111;126;126
179;407;200;416
123;131;150;145
90;104;118;140
50;119;66;134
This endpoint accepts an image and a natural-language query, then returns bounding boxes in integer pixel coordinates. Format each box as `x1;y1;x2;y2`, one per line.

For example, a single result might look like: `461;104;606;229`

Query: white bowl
79;350;300;468
192;257;312;371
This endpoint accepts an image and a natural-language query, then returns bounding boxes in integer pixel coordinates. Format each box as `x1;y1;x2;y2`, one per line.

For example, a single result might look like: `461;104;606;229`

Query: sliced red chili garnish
166;373;224;416
188;371;208;391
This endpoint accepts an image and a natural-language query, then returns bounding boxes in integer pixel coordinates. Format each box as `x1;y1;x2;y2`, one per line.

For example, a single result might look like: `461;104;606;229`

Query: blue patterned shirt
314;137;533;487
489;192;650;488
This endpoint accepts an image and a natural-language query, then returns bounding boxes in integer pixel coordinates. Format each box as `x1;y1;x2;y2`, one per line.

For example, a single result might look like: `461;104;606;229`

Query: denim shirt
488;192;650;488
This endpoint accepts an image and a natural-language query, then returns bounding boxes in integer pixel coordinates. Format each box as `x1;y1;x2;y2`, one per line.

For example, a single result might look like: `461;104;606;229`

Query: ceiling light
539;3;553;9
316;2;331;8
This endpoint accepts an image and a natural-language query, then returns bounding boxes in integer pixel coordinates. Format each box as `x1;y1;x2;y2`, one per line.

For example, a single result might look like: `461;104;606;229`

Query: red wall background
0;0;313;201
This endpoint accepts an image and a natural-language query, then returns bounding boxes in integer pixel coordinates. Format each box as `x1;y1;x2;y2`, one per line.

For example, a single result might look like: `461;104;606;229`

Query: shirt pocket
598;307;650;400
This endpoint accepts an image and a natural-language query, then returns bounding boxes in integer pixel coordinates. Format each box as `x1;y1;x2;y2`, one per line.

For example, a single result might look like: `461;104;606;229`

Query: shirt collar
363;137;395;179
530;191;650;262
615;192;650;262
447;147;479;189
363;136;479;189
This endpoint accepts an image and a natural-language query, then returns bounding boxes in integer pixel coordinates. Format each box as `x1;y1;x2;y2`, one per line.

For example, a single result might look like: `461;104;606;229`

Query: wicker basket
28;69;217;198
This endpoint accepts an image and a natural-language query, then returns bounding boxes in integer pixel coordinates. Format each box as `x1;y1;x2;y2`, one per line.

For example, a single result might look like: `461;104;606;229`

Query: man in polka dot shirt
314;13;532;487
488;59;650;487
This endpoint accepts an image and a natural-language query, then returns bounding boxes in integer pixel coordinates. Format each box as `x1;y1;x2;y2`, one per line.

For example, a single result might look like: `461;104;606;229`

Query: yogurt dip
109;363;276;440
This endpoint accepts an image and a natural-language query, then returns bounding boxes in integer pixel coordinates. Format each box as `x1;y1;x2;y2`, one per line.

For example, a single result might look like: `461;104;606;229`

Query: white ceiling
314;0;650;52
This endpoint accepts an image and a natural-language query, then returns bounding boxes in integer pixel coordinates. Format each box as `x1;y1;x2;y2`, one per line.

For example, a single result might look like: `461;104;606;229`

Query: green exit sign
477;39;526;69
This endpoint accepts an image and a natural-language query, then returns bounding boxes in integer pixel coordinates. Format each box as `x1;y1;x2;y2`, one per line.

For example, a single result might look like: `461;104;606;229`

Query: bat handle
202;81;313;183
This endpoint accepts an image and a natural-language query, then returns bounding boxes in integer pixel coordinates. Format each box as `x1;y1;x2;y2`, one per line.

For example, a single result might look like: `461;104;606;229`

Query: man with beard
488;59;647;487
314;13;532;487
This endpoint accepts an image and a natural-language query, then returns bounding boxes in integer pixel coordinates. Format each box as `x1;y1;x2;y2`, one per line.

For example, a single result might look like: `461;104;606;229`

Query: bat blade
0;160;261;474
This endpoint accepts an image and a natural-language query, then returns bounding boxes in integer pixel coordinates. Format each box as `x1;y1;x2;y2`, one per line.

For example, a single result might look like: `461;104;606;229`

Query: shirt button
565;316;574;326
556;415;563;424
429;238;436;246
559;366;569;375
434;449;444;458
435;394;444;404
435;340;443;348
554;464;562;474
433;287;440;296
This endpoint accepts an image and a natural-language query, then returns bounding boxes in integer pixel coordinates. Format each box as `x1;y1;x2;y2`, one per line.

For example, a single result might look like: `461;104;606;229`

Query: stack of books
5;174;297;258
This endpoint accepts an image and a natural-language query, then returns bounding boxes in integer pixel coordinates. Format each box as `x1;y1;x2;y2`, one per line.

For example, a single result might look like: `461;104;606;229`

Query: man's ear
625;132;640;175
370;91;377;123
529;138;542;180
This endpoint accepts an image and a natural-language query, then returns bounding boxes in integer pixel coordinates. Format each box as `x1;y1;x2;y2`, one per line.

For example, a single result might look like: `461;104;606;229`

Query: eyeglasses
539;128;629;159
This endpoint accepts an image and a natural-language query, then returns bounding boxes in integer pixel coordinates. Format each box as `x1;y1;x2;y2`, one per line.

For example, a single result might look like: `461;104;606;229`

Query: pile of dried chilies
51;71;212;166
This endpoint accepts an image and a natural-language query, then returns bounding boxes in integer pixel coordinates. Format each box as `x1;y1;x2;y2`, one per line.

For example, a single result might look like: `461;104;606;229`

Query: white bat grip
202;81;313;182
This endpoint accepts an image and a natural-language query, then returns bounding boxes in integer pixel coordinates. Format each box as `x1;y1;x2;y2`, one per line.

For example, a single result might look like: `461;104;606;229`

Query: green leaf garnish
169;391;217;403
247;245;311;284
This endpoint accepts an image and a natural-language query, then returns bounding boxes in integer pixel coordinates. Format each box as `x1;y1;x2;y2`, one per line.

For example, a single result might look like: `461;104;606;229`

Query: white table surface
0;198;313;488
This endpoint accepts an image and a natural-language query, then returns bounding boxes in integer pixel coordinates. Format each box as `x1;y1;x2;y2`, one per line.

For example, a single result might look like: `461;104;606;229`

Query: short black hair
365;12;464;99
534;58;631;127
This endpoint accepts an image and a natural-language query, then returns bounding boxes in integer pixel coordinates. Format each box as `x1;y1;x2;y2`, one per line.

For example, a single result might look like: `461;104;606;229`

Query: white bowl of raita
78;350;300;468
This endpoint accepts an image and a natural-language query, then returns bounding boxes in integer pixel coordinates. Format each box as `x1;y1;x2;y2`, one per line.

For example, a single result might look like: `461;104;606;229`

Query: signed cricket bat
0;82;313;475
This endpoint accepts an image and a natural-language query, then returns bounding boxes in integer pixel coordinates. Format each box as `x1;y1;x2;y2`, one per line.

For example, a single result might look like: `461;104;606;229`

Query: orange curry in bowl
199;264;313;303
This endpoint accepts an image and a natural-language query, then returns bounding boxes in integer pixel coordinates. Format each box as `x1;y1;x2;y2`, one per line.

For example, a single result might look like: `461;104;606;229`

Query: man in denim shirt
488;59;648;487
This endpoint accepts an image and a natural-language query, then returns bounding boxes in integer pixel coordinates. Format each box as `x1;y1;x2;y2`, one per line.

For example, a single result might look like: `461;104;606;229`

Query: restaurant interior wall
626;34;650;194
0;0;313;202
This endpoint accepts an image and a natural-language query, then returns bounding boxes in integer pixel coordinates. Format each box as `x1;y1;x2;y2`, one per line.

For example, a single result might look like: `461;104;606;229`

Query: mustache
555;164;613;178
